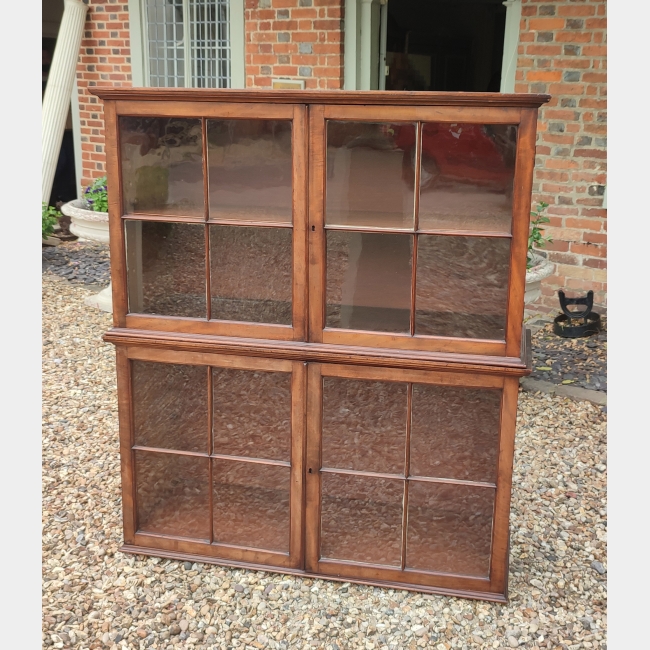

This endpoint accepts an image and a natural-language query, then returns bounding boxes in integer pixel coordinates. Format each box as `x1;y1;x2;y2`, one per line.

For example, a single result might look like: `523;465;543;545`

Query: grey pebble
590;560;606;574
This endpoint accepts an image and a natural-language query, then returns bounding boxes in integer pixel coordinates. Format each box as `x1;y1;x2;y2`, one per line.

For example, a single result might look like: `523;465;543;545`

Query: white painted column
500;0;522;93
42;0;88;204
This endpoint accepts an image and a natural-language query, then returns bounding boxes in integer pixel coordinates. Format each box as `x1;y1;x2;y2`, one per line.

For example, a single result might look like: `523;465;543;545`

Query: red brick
583;232;607;244
583;258;607;269
527;70;562;82
565;218;603;232
570;242;606;257
529;18;566;31
582;45;607;57
558;5;596;17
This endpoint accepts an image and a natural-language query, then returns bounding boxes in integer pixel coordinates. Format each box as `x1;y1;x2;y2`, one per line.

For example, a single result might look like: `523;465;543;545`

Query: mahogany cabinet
94;88;549;602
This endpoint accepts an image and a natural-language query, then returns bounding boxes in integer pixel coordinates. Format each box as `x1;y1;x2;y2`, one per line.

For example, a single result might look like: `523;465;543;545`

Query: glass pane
133;361;208;453
212;368;291;461
415;235;510;340
326;231;412;333
135;450;210;540
410;385;502;483
326;121;416;230
419;124;517;233
209;226;292;324
212;459;290;552
322;378;407;474
207;120;292;224
407;482;494;577
320;473;403;566
120;117;204;216
126;221;206;318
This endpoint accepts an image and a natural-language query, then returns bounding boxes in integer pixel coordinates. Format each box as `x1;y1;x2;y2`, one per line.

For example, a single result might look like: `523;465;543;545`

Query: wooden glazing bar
410;122;422;337
322;223;513;238
205;218;293;228
121;213;205;223
318;467;498;490
210;454;291;467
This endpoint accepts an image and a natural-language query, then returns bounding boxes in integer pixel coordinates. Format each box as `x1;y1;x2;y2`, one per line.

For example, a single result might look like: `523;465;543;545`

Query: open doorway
384;0;507;92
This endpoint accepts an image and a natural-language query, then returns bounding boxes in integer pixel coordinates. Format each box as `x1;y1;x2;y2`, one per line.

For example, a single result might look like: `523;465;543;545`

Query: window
129;0;245;89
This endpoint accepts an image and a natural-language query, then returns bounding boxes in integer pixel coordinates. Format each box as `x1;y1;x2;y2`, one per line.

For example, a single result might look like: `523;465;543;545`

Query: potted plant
525;201;554;305
60;177;112;312
61;176;110;244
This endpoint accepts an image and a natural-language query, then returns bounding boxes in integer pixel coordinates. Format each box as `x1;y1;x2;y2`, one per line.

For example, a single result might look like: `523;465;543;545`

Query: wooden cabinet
95;88;549;602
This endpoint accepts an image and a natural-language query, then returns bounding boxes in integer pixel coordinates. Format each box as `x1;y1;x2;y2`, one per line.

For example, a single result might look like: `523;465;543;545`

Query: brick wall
77;0;133;188
516;0;607;313
244;0;344;89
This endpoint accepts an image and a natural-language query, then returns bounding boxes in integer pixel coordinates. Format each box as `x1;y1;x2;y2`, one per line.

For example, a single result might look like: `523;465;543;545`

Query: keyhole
308;468;312;473
311;225;315;231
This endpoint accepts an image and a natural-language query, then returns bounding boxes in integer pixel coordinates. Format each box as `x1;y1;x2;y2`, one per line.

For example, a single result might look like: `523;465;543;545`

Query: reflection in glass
410;385;502;483
326;231;412;332
320;473;403;566
415;235;510;340
135;451;210;539
133;361;208;453
326;121;416;229
209;225;292;324
212;368;291;461
125;221;206;318
212;459;290;552
407;482;494;577
120;117;204;216
207;120;292;224
419;123;517;233
322;378;407;474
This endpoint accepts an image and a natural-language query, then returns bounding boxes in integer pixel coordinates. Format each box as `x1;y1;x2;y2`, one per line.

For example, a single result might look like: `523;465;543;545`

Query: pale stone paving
42;272;606;650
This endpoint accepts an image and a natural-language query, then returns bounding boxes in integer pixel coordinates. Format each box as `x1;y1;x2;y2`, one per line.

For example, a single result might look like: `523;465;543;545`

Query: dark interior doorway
385;0;507;92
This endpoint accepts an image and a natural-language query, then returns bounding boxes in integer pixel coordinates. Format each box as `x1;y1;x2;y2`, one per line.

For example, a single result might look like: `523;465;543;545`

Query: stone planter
525;252;554;305
60;199;112;312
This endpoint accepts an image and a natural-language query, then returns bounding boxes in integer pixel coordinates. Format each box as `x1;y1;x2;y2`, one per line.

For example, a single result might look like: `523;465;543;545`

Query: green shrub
528;201;553;269
42;203;60;240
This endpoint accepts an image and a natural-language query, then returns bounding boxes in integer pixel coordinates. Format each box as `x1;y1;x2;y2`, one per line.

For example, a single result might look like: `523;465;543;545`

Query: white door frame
346;0;521;93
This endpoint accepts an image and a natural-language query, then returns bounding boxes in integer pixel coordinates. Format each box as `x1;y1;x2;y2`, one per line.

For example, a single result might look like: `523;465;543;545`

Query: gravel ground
42;242;111;286
42;272;607;650
529;323;607;394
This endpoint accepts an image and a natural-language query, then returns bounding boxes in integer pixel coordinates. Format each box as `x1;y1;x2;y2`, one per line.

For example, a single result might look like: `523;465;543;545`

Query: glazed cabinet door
107;102;308;342
304;363;519;597
307;104;535;358
117;347;306;570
